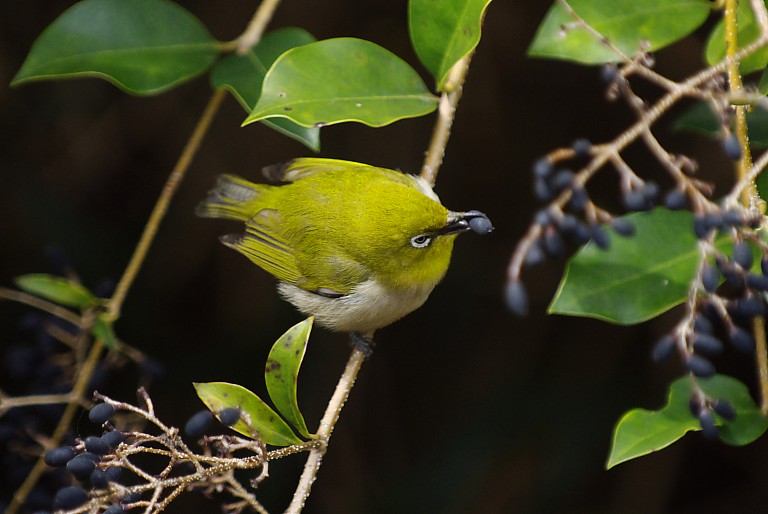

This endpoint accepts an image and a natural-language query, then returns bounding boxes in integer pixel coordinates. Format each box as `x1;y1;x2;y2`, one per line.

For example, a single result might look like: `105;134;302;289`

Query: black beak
440;210;494;235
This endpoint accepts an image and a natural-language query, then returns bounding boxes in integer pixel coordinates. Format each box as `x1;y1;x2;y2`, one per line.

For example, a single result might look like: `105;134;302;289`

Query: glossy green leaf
211;28;320;151
14;274;97;309
672;101;768;148
194;382;302;446
12;0;218;95
244;38;438;128
607;374;768;469
528;0;710;64
550;209;729;325
91;315;118;349
706;0;768;75
265;317;312;438
409;0;493;91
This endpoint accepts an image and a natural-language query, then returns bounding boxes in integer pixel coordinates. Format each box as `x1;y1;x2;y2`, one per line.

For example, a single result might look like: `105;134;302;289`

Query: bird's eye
410;234;432;248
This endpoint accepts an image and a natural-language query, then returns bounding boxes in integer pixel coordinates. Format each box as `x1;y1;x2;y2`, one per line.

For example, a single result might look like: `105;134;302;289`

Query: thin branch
0;287;82;326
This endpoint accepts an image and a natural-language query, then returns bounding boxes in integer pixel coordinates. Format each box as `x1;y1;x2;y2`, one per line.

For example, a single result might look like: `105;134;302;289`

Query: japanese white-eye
196;158;492;335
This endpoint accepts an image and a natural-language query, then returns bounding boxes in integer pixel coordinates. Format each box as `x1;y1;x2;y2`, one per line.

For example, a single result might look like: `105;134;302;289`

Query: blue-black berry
692;333;724;355
505;281;529;316
568;186;589;213
53;486;89;510
534;177;554;201
623;189;647;212
712;399;737;421
101;431;124;449
664;189;687;210
611;218;635;237
105;505;125;514
543;229;565;257
91;468;109;489
66;453;99;480
85;435;111;455
533;157;554;178
89;403;115;425
590;225;610;249
468;215;494;235
698;409;719;440
723;134;742;161
745;273;768;291
733;240;754;270
652;335;676;362
44;446;76;467
701;265;721;293
552;170;575;192
730;327;756;353
184;410;214;438
105;466;123;483
524;241;545;266
219;408;241;427
686;355;716;378
572;138;592;157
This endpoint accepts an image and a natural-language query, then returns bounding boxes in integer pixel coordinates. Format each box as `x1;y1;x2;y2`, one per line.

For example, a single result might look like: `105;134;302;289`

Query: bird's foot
349;332;375;358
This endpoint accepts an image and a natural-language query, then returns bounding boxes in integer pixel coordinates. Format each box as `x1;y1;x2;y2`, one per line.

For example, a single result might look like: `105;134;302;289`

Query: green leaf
91;315;118;349
265;317;313;438
12;0;218;95
194;382;303;446
607;375;768;469
528;0;711;65
14;274;97;309
672;101;768;149
409;0;493;91
549;208;729;325
705;0;768;75
211;28;320;151
243;38;438;128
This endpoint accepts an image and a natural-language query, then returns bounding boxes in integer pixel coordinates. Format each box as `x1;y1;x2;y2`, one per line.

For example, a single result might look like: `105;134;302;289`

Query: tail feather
196;174;265;221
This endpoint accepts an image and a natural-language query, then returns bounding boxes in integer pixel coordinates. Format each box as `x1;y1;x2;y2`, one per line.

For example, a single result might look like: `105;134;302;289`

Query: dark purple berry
558;214;579;233
698;409;719;440
534;209;553;226
534;177;554;201
572;138;591;157
524;241;545;266
611;218;635;237
505;281;529;316
745;273;768;291
89;403;115;425
91;468;109;489
601;64;619;83
693;315;713;334
723;134;742;161
184;410;214;438
533;157;553;178
543;229;565;257
101;431;124;449
686;355;716;377
53;486;88;510
730;327;756;353
722;209;745;227
712;399;737;421
692;333;724;355
44;446;76;467
730;296;765;319
571;222;592;244
468;215;494;234
693;215;710;239
733;241;754;270
689;395;704;417
568;186;589;213
105;505;125;514
85;435;111;455
624;189;647;211
591;225;610;249
642;182;659;205
664;189;687;210
701;265;721;292
105;466;123;483
652;335;676;362
219;407;241;427
66;453;98;480
552;169;575;191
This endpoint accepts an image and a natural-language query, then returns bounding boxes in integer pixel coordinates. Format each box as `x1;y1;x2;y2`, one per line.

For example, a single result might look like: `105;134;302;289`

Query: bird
196;157;493;353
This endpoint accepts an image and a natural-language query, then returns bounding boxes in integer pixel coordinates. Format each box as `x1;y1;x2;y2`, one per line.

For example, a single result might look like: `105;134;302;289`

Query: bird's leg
349;332;375;358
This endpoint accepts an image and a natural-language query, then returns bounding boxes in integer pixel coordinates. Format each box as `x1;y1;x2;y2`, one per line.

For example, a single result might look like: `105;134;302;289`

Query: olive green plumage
197;158;491;333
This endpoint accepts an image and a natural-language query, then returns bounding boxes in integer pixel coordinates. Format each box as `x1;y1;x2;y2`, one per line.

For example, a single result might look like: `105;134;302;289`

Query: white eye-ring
410;234;432;248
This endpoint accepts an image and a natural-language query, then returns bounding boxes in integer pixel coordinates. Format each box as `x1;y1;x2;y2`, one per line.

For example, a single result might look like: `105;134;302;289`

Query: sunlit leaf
12;0;218;95
14;274;97;309
607;375;768;469
549;209;730;325
244;38;438;128
265;318;312;438
409;0;493;91
672;101;768;148
211;28;320;151
194;382;302;446
528;0;710;65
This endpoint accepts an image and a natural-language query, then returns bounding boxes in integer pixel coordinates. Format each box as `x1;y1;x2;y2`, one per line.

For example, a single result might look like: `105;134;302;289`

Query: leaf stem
420;52;473;188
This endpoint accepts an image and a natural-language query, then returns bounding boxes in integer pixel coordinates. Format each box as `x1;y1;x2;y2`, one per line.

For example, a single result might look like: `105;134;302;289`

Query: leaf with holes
211;28;320;151
265;317;313;438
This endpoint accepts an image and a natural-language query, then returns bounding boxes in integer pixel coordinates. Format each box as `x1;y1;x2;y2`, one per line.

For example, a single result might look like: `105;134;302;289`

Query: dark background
2;1;767;513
